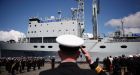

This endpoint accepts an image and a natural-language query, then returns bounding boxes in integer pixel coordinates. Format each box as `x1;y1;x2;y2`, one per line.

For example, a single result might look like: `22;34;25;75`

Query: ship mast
92;0;100;39
121;19;125;37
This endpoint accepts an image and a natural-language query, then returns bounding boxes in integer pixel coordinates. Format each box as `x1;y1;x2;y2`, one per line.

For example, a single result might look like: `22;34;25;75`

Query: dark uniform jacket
39;62;98;75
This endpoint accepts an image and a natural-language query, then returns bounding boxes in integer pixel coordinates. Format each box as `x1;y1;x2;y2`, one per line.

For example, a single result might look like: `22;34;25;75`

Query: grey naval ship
0;0;140;61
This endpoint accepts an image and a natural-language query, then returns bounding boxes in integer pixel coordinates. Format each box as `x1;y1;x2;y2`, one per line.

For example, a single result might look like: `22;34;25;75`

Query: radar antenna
58;11;62;20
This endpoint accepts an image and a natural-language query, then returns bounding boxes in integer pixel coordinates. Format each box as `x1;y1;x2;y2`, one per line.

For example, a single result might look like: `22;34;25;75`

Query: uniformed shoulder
39;69;58;75
80;69;98;75
39;68;98;75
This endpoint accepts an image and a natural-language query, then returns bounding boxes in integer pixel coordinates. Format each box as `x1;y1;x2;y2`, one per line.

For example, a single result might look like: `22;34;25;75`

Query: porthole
34;45;37;48
121;45;127;48
100;45;106;48
48;46;53;48
41;46;45;48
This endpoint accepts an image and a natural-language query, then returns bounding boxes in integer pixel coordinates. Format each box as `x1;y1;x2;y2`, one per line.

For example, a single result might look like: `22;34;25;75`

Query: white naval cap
56;34;84;47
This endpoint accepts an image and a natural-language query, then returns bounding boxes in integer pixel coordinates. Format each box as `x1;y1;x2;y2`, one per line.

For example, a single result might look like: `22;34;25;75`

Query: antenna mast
58;11;62;20
121;19;125;37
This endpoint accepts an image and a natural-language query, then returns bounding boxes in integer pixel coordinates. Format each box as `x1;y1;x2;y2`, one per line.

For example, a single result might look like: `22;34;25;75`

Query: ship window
30;37;42;43
41;46;45;48
73;29;75;31
31;31;33;33
81;9;83;11
121;45;127;48
30;25;31;27
59;30;61;32
100;45;106;48
43;37;57;43
28;31;30;33
35;25;36;27
61;23;63;24
40;31;41;32
66;30;68;31
79;23;80;25
34;45;37;48
29;23;31;24
81;3;84;5
48;46;53;48
34;31;36;33
73;22;74;24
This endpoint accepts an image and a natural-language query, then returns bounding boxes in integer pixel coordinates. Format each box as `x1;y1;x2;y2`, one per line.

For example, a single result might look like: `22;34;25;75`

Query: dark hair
59;45;80;55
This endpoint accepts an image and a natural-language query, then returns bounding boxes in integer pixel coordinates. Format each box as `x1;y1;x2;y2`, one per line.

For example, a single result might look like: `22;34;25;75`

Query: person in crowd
50;56;55;69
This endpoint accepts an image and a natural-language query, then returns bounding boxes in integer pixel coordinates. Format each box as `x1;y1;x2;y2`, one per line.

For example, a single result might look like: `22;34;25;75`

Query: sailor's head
56;34;84;57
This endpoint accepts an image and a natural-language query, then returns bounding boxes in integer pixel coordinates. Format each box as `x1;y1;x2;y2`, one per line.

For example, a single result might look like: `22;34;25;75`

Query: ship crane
92;0;100;40
75;0;85;37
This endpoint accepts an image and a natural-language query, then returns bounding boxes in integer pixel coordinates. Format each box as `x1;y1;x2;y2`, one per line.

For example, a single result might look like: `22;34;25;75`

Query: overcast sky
0;0;140;41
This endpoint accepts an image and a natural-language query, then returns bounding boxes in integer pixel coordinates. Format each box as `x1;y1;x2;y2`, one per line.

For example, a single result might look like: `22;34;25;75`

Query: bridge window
43;37;56;43
30;37;42;43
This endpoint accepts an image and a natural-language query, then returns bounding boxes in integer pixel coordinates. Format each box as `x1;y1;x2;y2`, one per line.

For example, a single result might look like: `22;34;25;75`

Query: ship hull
0;40;140;60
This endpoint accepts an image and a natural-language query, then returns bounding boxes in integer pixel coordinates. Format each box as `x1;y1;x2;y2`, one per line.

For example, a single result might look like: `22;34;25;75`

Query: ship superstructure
0;0;140;61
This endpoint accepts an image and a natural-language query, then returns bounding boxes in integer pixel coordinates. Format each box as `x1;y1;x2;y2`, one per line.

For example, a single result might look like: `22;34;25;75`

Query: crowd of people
1;55;140;75
103;55;140;75
0;56;45;75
